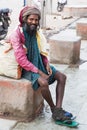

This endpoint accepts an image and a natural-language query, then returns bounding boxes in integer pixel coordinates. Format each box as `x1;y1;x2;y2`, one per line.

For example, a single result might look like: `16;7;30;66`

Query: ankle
51;106;56;113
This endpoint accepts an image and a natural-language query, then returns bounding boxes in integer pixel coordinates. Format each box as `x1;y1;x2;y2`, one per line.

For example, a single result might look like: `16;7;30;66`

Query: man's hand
46;63;52;76
38;69;49;80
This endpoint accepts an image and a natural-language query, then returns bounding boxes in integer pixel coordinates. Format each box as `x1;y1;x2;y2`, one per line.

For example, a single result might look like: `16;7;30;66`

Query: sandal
55;120;79;128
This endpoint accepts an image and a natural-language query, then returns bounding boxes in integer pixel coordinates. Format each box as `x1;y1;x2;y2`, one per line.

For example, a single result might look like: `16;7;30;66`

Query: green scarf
22;27;47;90
22;27;57;90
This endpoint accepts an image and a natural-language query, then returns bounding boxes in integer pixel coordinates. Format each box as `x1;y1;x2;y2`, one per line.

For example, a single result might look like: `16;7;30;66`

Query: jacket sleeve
9;27;38;73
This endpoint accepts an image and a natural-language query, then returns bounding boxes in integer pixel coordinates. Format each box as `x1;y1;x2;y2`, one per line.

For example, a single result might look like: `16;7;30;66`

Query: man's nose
32;20;36;24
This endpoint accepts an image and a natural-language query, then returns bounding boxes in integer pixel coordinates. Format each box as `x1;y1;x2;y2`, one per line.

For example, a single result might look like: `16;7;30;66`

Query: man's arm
9;27;38;73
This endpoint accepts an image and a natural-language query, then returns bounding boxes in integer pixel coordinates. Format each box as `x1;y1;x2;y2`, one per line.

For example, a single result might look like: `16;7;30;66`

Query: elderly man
9;6;72;122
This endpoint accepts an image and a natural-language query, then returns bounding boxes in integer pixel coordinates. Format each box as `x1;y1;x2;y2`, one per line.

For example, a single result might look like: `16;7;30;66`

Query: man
9;6;72;121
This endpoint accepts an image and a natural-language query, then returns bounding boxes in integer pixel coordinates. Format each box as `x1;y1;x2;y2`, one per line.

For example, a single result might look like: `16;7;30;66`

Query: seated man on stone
8;6;72;121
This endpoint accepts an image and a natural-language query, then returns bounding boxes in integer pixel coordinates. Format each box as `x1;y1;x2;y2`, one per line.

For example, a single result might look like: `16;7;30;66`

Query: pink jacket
9;25;48;73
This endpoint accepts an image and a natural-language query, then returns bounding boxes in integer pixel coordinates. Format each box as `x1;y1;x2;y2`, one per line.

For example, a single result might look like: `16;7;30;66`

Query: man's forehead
28;14;39;19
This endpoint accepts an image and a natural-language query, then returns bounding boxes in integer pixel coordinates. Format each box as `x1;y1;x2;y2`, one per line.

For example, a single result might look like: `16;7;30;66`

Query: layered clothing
9;25;48;73
9;25;57;90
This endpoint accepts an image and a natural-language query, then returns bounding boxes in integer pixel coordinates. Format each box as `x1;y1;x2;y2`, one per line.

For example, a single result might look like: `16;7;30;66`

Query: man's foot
62;109;73;118
51;107;73;118
52;108;72;121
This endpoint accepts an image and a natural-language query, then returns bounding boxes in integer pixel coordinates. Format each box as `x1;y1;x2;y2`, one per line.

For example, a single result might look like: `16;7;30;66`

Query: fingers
47;67;52;75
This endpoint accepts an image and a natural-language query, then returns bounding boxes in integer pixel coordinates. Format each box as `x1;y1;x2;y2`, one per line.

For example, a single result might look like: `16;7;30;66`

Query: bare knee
55;71;66;83
40;80;49;92
61;73;66;82
41;80;48;87
38;78;48;88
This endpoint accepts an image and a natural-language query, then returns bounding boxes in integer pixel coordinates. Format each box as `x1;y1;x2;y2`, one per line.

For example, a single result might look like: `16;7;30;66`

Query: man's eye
30;19;33;21
36;20;38;22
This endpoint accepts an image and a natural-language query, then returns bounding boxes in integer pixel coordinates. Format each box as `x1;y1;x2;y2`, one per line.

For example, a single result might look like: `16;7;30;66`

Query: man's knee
38;78;48;87
55;71;67;82
61;73;66;81
40;79;49;92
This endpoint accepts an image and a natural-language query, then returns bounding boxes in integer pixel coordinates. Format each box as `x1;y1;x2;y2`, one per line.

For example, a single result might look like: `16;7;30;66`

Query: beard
23;23;38;36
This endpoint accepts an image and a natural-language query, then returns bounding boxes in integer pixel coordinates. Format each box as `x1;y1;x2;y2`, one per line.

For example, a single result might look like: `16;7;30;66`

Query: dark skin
27;14;66;111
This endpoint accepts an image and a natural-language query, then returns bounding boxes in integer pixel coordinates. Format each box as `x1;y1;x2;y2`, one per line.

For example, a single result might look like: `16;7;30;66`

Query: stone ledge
62;5;87;18
48;29;81;64
76;18;87;40
0;76;43;121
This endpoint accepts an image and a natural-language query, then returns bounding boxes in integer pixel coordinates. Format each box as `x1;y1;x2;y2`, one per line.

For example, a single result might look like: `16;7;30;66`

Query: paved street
0;0;87;130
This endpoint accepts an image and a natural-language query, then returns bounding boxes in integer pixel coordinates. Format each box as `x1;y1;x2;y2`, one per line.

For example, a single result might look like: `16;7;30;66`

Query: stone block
48;29;81;64
62;5;87;18
76;18;87;40
0;76;43;121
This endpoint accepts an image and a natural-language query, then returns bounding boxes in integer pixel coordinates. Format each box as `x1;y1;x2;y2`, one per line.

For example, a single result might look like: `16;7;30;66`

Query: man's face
26;14;39;31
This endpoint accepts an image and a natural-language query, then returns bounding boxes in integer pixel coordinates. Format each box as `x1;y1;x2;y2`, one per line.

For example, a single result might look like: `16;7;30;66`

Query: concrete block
62;5;87;18
76;18;87;40
48;29;81;64
0;76;43;121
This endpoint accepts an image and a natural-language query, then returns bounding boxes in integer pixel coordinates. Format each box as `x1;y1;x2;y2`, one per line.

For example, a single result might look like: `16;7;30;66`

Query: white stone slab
77;18;87;24
51;64;69;72
0;118;17;130
49;29;80;42
68;18;87;29
66;5;87;8
77;102;87;124
79;62;87;70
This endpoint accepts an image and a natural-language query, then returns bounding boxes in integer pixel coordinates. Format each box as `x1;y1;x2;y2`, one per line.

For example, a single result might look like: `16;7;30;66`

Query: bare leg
38;71;66;112
54;71;66;108
38;77;55;109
